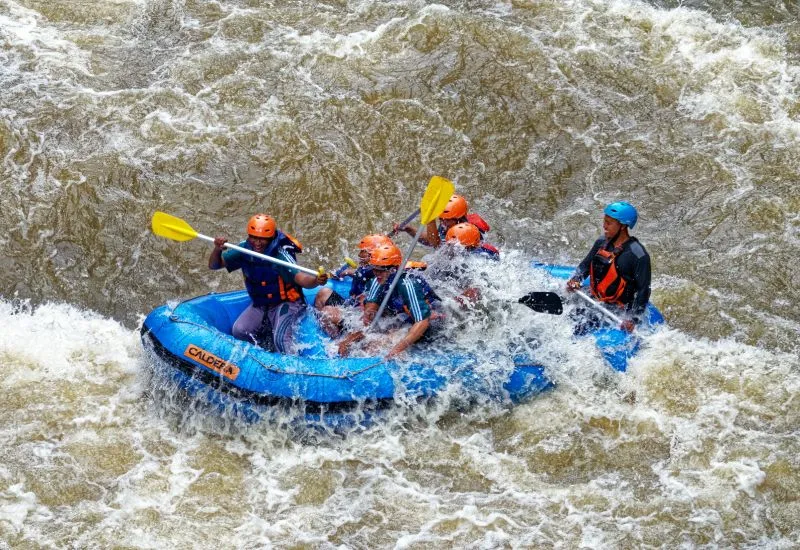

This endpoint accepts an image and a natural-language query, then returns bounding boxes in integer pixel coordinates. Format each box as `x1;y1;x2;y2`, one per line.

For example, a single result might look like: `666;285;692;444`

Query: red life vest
466;213;490;233
474;242;500;260
589;247;628;305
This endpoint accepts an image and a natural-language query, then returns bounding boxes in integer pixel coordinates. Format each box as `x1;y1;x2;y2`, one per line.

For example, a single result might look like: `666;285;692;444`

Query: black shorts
324;291;346;307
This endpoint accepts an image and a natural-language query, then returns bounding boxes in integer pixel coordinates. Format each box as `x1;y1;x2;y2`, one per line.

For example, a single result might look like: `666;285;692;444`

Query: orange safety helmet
247;214;277;239
440;194;468;220
369;244;403;267
446;222;481;248
358;234;393;252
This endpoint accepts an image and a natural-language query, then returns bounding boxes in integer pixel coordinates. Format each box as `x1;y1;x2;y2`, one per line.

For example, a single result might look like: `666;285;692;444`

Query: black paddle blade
518;292;563;314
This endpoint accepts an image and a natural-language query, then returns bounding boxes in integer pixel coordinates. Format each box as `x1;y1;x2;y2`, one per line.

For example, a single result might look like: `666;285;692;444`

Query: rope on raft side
168;312;387;380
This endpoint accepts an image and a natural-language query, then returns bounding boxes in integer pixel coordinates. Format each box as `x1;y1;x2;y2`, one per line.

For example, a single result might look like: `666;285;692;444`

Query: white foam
600;0;800;144
0;1;92;76
0;483;51;535
281;17;406;59
0;300;140;385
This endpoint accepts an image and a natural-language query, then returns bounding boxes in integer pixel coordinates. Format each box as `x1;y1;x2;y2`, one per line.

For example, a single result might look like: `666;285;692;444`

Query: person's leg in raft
314;288;347;337
254;313;275;351
232;304;267;343
267;301;307;353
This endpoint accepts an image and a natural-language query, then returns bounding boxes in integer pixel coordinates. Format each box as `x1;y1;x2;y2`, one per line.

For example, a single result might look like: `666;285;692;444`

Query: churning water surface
0;0;798;547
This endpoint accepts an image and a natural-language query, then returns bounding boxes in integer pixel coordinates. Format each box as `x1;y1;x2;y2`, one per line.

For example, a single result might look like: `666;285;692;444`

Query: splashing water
1;0;798;546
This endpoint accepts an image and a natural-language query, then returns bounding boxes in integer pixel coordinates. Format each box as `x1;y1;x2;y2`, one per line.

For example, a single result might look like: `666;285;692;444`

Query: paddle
151;211;323;277
333;257;358;279
574;289;623;325
518;292;563;314
368;176;454;331
388;208;421;237
518;288;624;325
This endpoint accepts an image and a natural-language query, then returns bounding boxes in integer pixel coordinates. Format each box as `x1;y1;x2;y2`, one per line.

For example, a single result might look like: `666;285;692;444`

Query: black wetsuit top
573;236;652;321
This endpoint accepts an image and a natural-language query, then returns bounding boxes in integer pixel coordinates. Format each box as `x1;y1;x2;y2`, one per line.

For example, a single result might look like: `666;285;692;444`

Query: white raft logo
184;344;240;381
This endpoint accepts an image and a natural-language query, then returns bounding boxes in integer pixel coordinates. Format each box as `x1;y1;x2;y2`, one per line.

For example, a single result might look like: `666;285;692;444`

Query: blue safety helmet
604;201;638;229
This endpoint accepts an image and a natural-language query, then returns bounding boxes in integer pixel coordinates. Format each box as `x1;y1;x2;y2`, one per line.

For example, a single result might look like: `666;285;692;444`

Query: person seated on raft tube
337;244;440;359
394;194;490;248
314;233;394;337
209;214;328;352
439;222;500;306
566;201;651;334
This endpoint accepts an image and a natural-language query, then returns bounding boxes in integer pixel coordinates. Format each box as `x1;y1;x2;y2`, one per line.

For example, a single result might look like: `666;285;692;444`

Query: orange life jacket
589;247;628;305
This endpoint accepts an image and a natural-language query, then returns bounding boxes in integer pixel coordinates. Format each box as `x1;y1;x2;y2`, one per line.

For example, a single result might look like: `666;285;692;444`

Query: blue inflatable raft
533;263;664;371
140;263;663;427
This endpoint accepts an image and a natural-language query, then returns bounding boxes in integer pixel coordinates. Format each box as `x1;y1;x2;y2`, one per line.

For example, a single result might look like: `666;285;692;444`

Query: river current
1;0;798;547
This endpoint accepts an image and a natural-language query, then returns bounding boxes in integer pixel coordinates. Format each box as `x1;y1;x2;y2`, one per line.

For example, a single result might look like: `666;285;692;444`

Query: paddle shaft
364;175;453;333
388;208;421;236
367;228;422;332
574;289;623;325
199;233;320;276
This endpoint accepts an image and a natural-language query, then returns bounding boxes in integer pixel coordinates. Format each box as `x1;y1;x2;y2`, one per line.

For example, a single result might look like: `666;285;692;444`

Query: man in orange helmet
394;194;490;248
209;214;328;352
314;234;394;337
338;244;439;359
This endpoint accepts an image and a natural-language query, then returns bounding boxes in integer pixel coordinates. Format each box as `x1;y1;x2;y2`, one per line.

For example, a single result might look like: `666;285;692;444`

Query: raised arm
208;236;227;270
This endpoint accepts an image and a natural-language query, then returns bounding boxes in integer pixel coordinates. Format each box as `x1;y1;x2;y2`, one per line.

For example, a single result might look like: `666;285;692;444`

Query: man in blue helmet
566;201;651;333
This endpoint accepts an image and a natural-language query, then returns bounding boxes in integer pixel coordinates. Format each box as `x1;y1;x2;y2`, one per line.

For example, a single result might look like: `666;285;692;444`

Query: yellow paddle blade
344;257;358;268
419;176;455;225
151;211;199;242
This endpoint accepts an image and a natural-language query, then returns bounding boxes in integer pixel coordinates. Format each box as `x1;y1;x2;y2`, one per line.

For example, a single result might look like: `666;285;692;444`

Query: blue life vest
235;231;304;307
349;265;375;298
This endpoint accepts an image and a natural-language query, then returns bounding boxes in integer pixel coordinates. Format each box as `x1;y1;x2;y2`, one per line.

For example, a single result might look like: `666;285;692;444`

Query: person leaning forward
566;201;651;333
208;214;327;352
338;244;438;359
314;233;394;337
